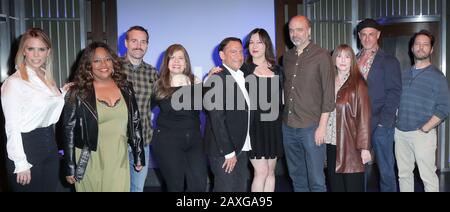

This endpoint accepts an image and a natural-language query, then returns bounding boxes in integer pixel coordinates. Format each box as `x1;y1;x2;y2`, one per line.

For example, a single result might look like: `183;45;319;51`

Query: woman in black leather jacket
62;42;144;192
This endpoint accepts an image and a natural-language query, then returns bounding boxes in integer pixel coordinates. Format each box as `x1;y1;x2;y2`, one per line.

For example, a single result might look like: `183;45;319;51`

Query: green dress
75;95;130;192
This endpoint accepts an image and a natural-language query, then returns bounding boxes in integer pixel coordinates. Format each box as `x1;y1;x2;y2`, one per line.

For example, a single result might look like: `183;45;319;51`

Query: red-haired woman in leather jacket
324;44;372;192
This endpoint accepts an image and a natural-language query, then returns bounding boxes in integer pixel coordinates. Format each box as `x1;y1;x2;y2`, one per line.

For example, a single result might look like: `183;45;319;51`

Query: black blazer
62;82;144;179
204;65;250;157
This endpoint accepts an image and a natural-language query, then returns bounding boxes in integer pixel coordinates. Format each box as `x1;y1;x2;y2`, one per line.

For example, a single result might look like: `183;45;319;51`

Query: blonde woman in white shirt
1;28;67;191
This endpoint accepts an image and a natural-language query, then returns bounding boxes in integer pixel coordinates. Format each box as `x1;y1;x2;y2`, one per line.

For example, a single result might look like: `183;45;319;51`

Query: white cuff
14;160;33;174
224;151;236;159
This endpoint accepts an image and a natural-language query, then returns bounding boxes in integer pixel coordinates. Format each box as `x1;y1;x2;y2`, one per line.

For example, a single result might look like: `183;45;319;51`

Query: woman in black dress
151;44;207;192
245;28;284;192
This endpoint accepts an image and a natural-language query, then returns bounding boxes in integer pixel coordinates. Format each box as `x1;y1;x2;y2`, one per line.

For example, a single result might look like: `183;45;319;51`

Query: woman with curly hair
62;41;145;192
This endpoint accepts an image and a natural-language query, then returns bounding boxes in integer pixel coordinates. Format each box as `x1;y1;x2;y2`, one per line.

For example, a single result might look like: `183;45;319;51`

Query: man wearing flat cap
356;18;402;192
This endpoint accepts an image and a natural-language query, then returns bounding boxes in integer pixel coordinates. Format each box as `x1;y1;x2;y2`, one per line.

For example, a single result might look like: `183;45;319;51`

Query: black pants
326;144;364;192
209;152;250;192
152;128;207;192
6;125;60;192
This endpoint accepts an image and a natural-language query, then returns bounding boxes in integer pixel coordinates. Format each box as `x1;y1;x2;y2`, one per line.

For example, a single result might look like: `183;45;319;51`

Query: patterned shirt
356;48;378;80
121;57;158;145
325;73;349;145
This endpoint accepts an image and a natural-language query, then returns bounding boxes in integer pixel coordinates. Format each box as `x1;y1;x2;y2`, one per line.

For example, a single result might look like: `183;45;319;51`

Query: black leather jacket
62;82;145;180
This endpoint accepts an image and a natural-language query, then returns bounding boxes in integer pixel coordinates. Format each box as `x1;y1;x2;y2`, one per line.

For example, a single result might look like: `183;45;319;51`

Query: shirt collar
24;65;60;95
223;64;243;77
359;46;379;57
123;57;145;70
25;65;38;76
295;42;312;55
413;64;432;71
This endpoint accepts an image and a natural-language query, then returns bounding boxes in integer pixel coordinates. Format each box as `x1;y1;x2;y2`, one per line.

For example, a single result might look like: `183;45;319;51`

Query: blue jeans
371;126;397;192
282;123;326;192
129;144;150;192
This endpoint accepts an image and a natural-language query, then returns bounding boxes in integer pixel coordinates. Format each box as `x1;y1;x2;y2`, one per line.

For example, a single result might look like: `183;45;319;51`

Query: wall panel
22;0;85;86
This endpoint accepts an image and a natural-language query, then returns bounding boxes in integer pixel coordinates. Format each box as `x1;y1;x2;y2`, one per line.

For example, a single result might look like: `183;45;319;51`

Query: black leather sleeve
128;84;145;167
62;91;77;177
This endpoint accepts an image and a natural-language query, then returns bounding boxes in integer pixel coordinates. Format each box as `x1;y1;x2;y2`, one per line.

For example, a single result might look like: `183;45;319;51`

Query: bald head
289;16;311;28
288;16;311;48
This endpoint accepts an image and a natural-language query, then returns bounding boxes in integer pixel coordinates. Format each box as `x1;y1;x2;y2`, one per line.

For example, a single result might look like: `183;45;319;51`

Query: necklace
336;73;349;89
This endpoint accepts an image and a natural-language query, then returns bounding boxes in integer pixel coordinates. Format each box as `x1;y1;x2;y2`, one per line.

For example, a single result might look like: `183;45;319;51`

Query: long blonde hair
15;28;55;86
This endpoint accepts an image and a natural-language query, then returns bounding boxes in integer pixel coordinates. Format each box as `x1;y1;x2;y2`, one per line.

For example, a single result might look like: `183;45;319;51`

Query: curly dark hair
70;41;127;101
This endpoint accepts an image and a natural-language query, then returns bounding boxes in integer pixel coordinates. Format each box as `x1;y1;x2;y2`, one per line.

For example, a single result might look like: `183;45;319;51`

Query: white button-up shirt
223;64;251;159
1;66;65;173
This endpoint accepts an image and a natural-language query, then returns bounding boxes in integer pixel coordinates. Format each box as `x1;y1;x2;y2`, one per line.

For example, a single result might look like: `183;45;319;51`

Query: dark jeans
368;126;397;192
282;123;326;192
6;125;60;192
326;144;364;192
152;128;207;192
209;152;249;192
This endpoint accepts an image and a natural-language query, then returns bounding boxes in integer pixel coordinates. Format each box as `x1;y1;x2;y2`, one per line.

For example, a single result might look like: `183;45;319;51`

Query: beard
414;51;431;61
292;41;302;47
291;37;306;47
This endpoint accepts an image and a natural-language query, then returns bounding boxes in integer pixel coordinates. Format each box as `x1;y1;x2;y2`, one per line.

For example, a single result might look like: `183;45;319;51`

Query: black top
153;84;201;131
247;64;284;159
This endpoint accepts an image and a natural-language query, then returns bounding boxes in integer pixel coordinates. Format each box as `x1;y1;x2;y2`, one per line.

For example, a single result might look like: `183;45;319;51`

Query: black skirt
249;76;284;159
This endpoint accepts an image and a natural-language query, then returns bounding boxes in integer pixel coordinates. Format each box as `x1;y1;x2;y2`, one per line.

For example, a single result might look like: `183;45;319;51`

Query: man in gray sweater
395;30;450;192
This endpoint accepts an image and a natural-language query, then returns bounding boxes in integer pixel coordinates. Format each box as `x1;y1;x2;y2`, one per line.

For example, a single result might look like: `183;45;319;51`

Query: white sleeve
1;78;33;173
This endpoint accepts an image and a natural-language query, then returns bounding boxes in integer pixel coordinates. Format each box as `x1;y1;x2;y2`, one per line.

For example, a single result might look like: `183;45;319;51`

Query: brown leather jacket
335;77;371;173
